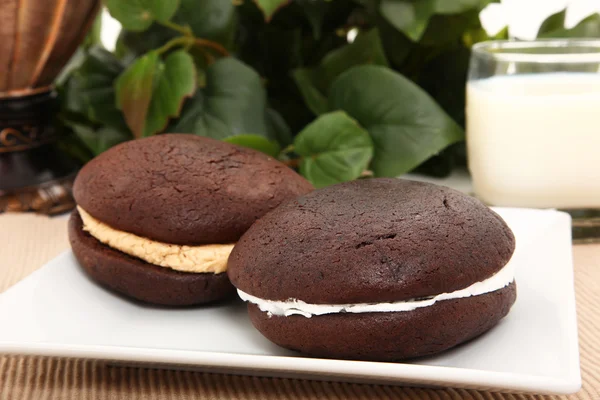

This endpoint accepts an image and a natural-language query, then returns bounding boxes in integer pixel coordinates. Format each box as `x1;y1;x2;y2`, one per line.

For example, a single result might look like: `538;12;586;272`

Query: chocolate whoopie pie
228;178;517;361
69;134;313;306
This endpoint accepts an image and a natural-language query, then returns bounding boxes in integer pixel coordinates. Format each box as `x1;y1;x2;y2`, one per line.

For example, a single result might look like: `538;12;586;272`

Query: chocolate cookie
248;283;516;361
69;212;234;306
69;134;313;306
228;178;517;361
74;134;314;245
229;178;515;303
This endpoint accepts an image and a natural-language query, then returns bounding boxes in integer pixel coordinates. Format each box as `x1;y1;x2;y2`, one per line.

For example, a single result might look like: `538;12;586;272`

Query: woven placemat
1;212;597;400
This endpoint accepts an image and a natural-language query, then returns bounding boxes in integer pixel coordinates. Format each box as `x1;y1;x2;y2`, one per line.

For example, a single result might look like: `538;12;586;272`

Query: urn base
0;88;78;215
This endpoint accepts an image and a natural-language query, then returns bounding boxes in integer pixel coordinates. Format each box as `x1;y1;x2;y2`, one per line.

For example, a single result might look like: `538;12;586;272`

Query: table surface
1;212;598;400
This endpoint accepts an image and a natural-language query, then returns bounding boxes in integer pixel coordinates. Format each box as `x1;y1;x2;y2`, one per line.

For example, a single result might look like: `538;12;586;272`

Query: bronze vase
0;0;100;215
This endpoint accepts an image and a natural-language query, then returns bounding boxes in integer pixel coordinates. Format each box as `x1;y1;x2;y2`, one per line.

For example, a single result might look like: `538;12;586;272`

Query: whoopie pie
68;134;313;306
228;178;517;361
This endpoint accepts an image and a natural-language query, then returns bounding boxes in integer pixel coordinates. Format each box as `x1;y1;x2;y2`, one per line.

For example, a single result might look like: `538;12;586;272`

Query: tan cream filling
78;206;234;274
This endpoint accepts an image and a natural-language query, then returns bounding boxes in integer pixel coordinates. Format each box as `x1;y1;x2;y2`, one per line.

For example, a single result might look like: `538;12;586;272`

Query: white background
481;0;600;38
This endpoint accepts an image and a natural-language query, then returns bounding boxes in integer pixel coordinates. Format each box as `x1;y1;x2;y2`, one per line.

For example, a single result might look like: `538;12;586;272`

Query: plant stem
155;36;229;61
201;50;216;66
156;36;191;55
281;144;295;155
281;158;301;168
158;19;193;36
194;39;229;57
154;25;229;61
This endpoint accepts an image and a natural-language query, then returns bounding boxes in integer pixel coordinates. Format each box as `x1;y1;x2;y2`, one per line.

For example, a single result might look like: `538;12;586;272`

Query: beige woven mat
0;212;598;400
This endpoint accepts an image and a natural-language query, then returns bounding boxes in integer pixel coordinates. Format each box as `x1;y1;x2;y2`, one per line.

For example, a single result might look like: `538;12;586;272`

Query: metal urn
0;0;100;214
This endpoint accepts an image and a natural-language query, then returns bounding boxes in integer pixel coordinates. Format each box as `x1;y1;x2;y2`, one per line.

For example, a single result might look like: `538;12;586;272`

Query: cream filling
78;206;234;274
237;259;515;318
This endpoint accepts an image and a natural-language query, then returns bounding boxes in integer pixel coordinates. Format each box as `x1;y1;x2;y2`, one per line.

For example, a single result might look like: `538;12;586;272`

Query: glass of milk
467;40;600;221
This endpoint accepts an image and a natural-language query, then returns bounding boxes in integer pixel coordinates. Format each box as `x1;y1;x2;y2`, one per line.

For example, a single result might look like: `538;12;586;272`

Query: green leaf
185;46;209;86
493;26;509;40
536;9;566;37
105;0;180;31
83;13;103;49
266;107;293;146
168;58;271;140
377;11;413;68
56;128;94;163
117;25;176;60
379;0;482;42
236;2;307;79
419;9;481;46
118;0;236;60
78;47;126;81
294;111;374;188
539;13;600;38
148;0;180;23
292;29;388;115
115;50;196;138
177;0;237;48
167;92;204;134
253;0;291;21
297;0;329;39
418;47;471;127
316;29;389;91
413;148;456;178
463;25;508;47
72;124;130;156
143;51;196;136
61;47;128;132
379;1;424;42
224;134;281;157
115;51;159;138
197;57;269;138
329;66;464;177
292;68;329;115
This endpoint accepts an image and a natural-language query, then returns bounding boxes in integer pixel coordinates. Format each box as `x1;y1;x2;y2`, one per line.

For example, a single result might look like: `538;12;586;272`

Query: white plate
0;208;580;395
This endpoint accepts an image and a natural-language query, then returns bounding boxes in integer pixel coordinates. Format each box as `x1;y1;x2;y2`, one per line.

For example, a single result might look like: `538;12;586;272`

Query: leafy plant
538;10;600;38
60;0;513;187
293;111;373;187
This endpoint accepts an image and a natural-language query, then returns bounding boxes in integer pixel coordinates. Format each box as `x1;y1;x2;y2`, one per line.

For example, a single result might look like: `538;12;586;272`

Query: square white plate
0;208;580;395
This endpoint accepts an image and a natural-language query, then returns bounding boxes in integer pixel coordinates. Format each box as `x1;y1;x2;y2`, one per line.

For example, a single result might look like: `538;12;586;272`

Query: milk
467;73;600;208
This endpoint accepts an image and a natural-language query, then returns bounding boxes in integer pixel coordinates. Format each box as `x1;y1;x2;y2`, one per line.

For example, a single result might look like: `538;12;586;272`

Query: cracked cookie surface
73;134;314;245
228;178;515;304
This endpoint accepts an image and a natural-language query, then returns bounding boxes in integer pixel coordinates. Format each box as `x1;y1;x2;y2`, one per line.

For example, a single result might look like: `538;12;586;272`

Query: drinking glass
467;39;600;242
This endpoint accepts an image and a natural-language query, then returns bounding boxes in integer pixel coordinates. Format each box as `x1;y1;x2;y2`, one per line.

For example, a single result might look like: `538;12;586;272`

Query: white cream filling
237;259;515;318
